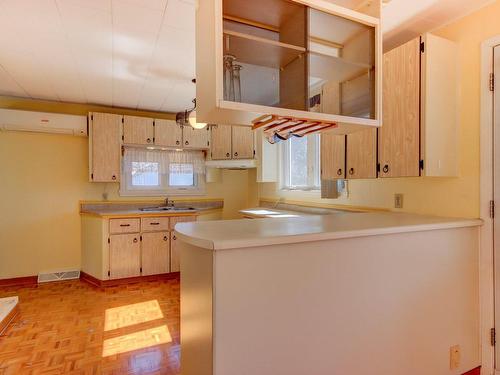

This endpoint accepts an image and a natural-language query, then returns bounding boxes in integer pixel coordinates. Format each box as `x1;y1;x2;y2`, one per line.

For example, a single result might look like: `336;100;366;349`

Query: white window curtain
122;147;206;175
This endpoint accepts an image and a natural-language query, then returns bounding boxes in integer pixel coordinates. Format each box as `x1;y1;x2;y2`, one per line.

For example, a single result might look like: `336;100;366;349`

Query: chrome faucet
165;197;174;207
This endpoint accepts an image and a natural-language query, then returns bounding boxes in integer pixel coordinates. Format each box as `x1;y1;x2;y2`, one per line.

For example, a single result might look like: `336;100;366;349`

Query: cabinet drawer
109;218;140;234
141;217;170;232
170;215;197;230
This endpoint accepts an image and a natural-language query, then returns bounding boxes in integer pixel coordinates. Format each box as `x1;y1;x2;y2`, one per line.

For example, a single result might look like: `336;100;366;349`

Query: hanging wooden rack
252;114;337;143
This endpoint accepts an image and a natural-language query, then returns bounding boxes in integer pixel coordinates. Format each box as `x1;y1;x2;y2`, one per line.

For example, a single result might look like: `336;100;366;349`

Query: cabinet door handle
146;138;151;143
150;222;160;225
234;152;238;157
133;238;138;243
176;140;180;145
185;140;189;145
383;164;389;173
226;152;230;158
163;236;168;241
337;168;343;176
111;175;116;180
120;224;130;227
349;168;354;175
172;235;177;240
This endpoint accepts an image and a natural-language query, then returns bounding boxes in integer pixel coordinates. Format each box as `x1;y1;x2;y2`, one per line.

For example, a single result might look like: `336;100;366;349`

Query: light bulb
188;110;207;129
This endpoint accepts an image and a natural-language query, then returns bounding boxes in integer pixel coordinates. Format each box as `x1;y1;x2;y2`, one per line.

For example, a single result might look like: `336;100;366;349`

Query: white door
494;44;500;368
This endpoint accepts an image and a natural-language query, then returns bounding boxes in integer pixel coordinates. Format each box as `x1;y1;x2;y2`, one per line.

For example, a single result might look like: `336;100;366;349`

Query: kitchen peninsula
175;212;482;375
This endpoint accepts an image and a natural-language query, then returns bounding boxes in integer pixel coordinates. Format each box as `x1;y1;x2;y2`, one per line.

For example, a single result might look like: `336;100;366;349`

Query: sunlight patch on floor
102;325;172;357
104;300;163;331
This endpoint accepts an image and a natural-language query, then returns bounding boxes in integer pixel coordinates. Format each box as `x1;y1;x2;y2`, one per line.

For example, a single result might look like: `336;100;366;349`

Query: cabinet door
170;232;180;273
142;232;170;276
155;119;182;147
211;124;232;160
346;129;377;179
123;115;154;145
109;234;141;279
183;125;210;149
379;37;420;178
231;126;254;159
91;112;121;182
320;133;345;179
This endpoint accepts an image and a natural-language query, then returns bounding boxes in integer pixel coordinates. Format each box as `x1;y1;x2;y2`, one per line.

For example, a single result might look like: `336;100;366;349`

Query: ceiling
0;0;196;113
0;0;495;113
382;0;495;50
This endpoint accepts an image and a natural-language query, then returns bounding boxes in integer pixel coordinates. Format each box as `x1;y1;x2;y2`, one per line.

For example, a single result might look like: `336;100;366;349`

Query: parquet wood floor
0;279;180;375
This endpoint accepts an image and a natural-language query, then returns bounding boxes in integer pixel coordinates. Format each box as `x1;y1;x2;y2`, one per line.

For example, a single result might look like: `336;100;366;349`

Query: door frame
480;35;500;375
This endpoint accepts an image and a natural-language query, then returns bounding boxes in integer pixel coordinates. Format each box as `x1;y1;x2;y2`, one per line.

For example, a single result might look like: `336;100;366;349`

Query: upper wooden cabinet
379;37;420;178
320;133;345;180
211;124;232;159
89;112;122;182
346;129;377;179
123;115;154;145
196;0;382;133
231;126;254;159
211;124;255;160
155;119;183;147
183;126;210;149
380;34;458;178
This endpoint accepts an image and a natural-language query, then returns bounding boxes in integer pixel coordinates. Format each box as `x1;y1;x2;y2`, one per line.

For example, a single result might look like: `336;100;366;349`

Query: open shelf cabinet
196;0;382;135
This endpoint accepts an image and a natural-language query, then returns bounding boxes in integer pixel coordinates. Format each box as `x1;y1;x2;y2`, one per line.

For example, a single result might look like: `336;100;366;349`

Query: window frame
119;150;206;197
279;134;321;191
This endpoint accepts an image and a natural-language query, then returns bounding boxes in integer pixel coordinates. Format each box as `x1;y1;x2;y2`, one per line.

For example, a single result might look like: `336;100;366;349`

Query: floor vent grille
38;270;80;283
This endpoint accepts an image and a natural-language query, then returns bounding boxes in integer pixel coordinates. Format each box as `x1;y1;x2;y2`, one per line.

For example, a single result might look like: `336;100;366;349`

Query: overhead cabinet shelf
196;0;382;134
222;30;305;69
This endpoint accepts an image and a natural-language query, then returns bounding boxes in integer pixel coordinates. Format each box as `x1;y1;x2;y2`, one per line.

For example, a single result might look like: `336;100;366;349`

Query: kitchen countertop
80;199;223;218
175;212;483;250
240;207;316;218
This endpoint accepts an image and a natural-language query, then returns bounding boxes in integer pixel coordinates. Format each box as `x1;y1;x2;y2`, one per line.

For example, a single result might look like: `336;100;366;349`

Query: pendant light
176;79;207;130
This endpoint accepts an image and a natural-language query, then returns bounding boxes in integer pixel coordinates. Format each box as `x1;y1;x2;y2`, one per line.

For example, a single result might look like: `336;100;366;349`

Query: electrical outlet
450;345;460;370
394;193;404;209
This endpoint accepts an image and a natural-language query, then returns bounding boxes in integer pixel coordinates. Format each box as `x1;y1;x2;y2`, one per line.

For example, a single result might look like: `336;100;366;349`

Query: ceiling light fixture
176;79;207;130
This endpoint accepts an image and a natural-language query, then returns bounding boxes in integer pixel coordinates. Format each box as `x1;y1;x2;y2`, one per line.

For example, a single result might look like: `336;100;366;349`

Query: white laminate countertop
174;212;483;250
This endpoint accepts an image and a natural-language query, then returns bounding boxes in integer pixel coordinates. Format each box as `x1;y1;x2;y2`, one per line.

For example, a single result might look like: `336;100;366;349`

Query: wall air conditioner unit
205;159;257;170
0;108;87;136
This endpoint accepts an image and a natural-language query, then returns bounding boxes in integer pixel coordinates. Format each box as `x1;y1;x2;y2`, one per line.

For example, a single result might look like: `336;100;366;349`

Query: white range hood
205;159;257;169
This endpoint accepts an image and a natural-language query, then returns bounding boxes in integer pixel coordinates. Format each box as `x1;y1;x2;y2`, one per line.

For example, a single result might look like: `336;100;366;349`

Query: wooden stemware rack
252;114;337;143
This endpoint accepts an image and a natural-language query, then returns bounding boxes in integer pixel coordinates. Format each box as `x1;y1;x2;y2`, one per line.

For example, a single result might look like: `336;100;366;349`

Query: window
120;147;205;196
281;134;321;190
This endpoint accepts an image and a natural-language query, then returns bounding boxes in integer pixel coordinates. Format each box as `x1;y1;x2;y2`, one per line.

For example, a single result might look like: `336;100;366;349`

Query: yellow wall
261;1;500;219
0;131;256;278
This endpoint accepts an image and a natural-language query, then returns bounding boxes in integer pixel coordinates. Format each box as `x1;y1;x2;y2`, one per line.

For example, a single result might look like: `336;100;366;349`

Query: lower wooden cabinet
170;232;180;272
109;234;141;279
82;214;198;282
141;232;170;276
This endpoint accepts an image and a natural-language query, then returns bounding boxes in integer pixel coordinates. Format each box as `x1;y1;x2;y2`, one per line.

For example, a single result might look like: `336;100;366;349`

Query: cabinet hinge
91;173;94;180
253;149;256;156
491;327;496;346
140;267;142;273
107;237;110;244
419;160;424;170
121;117;124;123
108;270;110;277
91;114;93;121
376;163;381;173
140;235;142;241
121;146;124;156
153;121;155;127
490;200;495;219
420;41;425;53
490;73;495;92
121;135;124;141
153;137;155;142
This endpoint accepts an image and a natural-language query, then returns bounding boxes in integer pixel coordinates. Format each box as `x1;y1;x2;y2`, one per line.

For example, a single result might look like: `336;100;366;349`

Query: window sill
119;189;207;197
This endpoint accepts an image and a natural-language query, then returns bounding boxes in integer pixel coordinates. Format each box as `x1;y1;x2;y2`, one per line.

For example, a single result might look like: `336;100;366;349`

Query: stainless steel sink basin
140;206;196;212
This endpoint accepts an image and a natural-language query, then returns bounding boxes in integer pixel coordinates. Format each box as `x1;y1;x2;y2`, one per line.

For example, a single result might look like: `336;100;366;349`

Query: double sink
140;205;197;213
